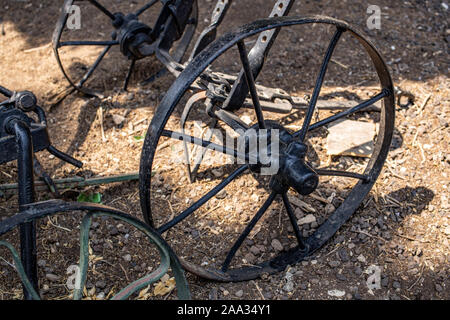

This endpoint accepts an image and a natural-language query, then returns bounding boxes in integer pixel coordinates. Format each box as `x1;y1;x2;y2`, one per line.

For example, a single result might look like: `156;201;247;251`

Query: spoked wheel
0;200;190;300
52;0;197;95
139;16;395;281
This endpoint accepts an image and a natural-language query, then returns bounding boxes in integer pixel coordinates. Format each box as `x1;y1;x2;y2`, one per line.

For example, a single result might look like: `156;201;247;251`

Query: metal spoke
123;59;136;91
222;191;277;272
297;28;344;142
162;130;258;164
237;41;266;129
135;0;159;16
0;85;13;98
87;0;116;20
157;165;249;233
294;90;389;135
58;40;119;48
282;193;306;249
77;45;112;88
315;169;370;182
189;120;219;183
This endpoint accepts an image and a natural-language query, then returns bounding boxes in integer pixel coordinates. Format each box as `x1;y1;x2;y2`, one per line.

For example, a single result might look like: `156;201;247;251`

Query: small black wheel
139;16;395;281
52;0;197;94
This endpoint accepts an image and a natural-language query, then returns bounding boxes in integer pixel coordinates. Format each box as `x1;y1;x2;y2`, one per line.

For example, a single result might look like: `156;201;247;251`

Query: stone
297;214;316;225
327;120;376;157
37;259;46;267
95;280;106;289
244;253;256;264
357;254;367;263
328;260;341;268
338;248;350;262
123;254;132;262
271;239;284;252
112;114;126;126
209;288;218;300
283;281;294;292
336;273;347;281
328;289;346;297
250;246;260;255
212;169;224;178
235;290;244;298
325;203;335;214
354;266;363;276
46;273;60;282
215;189;227;199
110;227;119;236
393;281;401;289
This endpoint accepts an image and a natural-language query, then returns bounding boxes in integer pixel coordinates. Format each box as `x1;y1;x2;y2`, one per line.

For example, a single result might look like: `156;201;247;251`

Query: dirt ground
0;0;448;300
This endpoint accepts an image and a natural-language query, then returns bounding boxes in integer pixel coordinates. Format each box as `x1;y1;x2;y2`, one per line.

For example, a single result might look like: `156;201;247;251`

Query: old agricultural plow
0;0;395;299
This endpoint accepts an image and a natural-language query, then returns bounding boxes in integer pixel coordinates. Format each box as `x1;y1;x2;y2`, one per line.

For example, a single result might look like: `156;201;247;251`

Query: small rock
299;283;308;290
209;288;218;300
354;266;363;276
126;93;135;100
112;114;126;126
110;227;119;236
46;273;60;282
283;281;294;292
392;281;401;289
336;273;347;281
263;291;273;299
297;214;316;225
249;246;260;255
95;280;106;289
353;292;362;300
215;189;227;199
212;168;224;178
235;290;244;298
338;248;350;262
123;254;132;262
294;208;303;219
244;253;256;264
435;284;443;292
328;260;341;268
357;254;367;263
325;203;335;214
271;239;284;252
37;259;46;267
328;289;346;297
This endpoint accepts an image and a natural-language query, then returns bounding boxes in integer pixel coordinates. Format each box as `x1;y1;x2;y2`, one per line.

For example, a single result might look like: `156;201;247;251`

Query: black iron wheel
139;16;395;281
52;0;197;95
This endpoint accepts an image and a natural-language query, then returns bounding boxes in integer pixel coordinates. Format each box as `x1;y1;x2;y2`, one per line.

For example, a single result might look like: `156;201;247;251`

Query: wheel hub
246;123;319;196
112;13;154;60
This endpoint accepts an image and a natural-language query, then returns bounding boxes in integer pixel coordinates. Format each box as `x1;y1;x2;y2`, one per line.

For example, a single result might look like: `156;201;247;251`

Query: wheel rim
139;15;395;281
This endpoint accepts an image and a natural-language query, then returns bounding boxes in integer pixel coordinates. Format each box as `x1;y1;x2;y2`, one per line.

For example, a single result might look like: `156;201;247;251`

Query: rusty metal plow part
139;15;395;282
0;200;191;300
